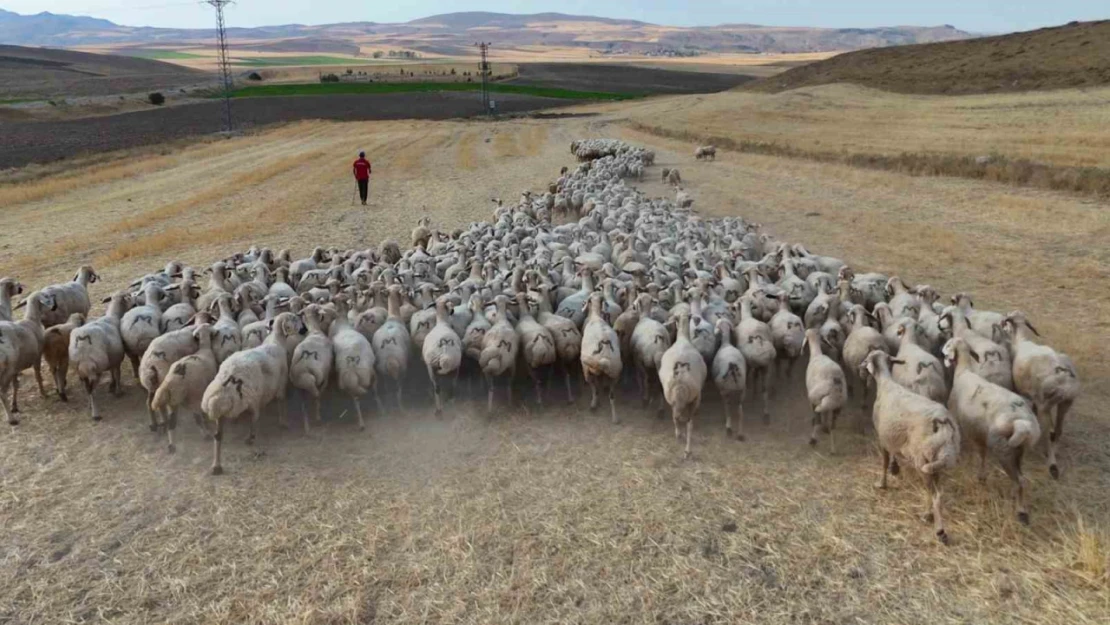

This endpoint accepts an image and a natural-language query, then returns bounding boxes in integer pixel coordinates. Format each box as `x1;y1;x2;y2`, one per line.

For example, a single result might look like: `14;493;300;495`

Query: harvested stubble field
0;94;1108;624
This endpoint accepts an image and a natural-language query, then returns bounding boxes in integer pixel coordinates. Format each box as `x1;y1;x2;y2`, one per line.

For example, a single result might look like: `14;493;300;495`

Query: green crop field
124;50;205;60
228;82;638;101
230;56;362;67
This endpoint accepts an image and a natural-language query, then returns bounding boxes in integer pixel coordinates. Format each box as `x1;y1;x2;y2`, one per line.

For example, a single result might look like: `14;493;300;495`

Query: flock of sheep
0;139;1081;543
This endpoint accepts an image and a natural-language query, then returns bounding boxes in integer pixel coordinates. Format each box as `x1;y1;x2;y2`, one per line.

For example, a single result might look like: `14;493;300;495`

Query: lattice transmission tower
476;42;491;114
207;0;235;132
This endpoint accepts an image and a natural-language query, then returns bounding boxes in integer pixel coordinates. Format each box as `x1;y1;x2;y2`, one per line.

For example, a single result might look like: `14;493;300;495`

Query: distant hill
0;9;974;55
0;44;207;99
749;20;1110;95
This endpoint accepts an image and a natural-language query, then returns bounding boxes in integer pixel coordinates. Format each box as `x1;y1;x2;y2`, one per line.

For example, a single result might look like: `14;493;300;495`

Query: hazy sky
3;0;1103;32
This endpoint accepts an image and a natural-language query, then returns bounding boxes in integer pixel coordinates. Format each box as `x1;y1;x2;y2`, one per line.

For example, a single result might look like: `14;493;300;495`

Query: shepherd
353;151;371;206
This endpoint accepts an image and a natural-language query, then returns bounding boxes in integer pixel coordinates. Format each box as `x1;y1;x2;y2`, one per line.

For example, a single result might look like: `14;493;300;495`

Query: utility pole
207;0;235;132
475;41;490;115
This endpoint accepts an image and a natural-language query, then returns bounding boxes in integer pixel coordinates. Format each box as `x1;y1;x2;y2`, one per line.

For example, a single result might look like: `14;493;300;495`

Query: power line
206;0;234;132
475;42;491;115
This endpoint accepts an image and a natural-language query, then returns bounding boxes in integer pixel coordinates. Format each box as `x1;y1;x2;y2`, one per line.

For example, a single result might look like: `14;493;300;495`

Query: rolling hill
0;9;974;55
749;19;1110;95
0;44;207;98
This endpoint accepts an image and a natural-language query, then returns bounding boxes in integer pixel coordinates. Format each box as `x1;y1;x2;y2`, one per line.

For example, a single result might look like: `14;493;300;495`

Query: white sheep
938;306;1012;390
202;311;301;475
735;295;776;423
863;350;961;544
421;296;463;416
121;281;167;379
479;294;520;413
533;285;582;404
891;319;948;404
1003;311;1080;480
630;294;671;415
138;312;214;433
711;318;747;440
515;292;556;405
659;310;707;459
841;305;886;413
151;323;220;453
694;145;717;161
0;277;24;322
210;292;243;364
943;337;1040;523
580;291;622;424
330;294;381;429
0;291;53;424
69;291;133;422
289;304;335;432
804;328;847;452
372;285;411;409
37;265;97;327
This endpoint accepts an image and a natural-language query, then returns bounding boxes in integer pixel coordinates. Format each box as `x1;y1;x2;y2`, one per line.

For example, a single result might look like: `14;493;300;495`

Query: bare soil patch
511;62;755;94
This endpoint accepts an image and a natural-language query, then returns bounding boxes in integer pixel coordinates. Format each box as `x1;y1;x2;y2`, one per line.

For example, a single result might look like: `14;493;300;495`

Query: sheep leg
924;474;949;545
194;411;212;440
165;409;177;453
977;446;989;483
210;418;225;475
829;410;840;454
247;407;259;446
563;361;575;404
809;410;821;448
428;365;443;416
147;391;160;433
313;386;323;424
999;446;1029;524
110;366;123;397
636;364;647;407
395;376;404;411
734;395;746;442
486;373;495;414
0;382;16;426
588;378;599;411
372;383;385;415
10;376;19;414
34;362;47;398
608;382;619;425
531;368;544;407
1048;400;1071;480
301;389;313;435
876;449;890;489
684;418;694;460
128;354;140;379
723;396;733;438
760;368;770;424
452;367;461;402
353;395;366;431
507;363;516;406
53;364;68;402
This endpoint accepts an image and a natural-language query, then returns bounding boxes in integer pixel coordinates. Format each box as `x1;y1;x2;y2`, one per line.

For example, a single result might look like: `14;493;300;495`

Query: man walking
353;151;371;206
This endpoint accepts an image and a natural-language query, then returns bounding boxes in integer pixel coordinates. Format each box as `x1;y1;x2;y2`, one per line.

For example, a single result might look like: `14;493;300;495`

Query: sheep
735;295;776;423
210;292;243;364
769;294;805;386
69;291;133;422
161;279;200;332
660;167;671;183
952;293;1006;340
943;337;1040;523
804;328;847;452
412;216;433;249
421;296;463;415
1003;311;1080;480
0;277;24;322
0;291;53;424
862;350;961;544
121;282;167;378
938;306;1012;390
515;292;556;405
289;246;329;288
841;304;887;412
630;294;671;414
196;261;234;313
666;168;682;186
372;285;411;408
694;145;717;161
289;304;335;432
138;311;215;428
885;277;920;320
711;318;747;440
479;294;520;413
580;291;622;424
675;187;694;209
150;323;220;453
659;310;707;459
202;312;301;475
891;319;948;404
42;312;85;402
38;265;97;327
330;294;382;428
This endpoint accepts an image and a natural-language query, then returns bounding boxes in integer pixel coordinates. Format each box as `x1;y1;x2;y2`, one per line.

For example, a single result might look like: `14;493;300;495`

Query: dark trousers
357;178;369;203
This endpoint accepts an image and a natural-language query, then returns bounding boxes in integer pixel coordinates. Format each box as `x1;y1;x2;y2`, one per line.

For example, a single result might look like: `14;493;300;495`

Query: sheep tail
151;382;172;414
1007;419;1037;449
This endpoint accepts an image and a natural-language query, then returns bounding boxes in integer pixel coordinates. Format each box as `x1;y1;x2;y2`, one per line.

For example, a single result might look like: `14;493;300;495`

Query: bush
148;92;165;105
319;73;340;83
247;72;262;81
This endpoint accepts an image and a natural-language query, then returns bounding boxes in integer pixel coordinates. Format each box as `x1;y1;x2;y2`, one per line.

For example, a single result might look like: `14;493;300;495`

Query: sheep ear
1025;320;1041;337
969;349;980;363
14;299;27;310
101;296;112;303
889;358;907;366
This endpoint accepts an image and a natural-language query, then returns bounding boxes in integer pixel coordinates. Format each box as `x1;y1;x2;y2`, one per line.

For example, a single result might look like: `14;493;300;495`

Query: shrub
247;72;262;81
148;92;165;105
319;73;340;83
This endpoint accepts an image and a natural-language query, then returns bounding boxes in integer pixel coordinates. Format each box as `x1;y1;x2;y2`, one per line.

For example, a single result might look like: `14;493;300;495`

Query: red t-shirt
353;158;371;180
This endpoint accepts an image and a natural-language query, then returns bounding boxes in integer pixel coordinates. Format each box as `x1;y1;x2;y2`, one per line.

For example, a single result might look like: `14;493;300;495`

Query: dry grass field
1;88;1108;624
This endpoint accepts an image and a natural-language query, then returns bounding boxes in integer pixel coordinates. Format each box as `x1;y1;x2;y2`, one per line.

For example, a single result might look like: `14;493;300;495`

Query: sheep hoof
210;465;224;476
7;419;19;426
889;460;901;476
149;424;159;433
725;426;732;436
1017;512;1030;526
59;393;68;403
683;451;692;461
245;436;255;446
92;415;102;422
762;414;770;425
736;434;746;442
936;529;949;545
1049;464;1059;480
808;437;817;447
167;444;176;454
